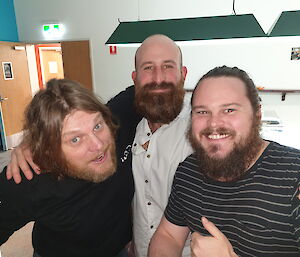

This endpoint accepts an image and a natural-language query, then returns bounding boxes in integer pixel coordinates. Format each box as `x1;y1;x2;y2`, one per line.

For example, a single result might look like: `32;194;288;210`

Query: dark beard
189;116;263;182
134;80;185;124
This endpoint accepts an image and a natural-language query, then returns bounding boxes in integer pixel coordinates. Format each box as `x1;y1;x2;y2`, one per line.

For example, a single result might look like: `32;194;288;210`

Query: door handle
0;97;8;102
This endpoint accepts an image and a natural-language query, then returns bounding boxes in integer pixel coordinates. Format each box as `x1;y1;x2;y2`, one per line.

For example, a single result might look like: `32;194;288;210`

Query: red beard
135;80;185;124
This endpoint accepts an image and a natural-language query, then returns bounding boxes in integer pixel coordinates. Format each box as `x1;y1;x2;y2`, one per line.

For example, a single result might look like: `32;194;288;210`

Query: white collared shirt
132;96;193;257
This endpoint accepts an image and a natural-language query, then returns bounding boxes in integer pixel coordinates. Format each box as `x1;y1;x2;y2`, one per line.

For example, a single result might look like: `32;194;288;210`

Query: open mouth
93;153;107;164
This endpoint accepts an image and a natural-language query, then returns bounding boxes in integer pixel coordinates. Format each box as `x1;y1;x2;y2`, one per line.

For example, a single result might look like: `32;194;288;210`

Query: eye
163;64;174;69
224;108;236;113
94;123;102;131
71;137;80;144
144;66;153;71
192;109;208;115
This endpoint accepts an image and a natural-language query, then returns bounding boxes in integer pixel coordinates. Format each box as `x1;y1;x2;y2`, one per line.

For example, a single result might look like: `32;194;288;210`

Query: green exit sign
43;25;50;31
43;23;64;38
43;24;60;31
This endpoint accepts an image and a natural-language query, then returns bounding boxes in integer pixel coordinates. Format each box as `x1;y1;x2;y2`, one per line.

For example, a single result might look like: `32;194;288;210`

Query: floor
0;150;11;172
0;150;34;257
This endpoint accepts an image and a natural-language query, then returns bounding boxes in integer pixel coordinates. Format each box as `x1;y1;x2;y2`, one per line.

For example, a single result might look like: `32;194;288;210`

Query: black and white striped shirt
165;141;300;256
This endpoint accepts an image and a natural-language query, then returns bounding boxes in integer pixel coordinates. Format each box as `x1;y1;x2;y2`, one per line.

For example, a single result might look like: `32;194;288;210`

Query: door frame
34;43;61;89
0;105;7;151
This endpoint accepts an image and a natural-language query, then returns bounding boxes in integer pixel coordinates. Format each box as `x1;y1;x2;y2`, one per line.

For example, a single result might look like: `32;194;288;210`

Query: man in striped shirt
149;66;300;257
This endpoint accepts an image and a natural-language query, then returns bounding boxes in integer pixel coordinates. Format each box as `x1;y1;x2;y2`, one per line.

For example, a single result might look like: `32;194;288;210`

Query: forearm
148;231;183;257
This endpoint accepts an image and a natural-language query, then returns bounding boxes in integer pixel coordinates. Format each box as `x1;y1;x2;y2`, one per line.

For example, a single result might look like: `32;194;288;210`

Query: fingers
5;145;39;183
24;148;40;175
190;232;203;257
191;218;237;257
6;152;21;183
191;231;203;242
201;217;225;240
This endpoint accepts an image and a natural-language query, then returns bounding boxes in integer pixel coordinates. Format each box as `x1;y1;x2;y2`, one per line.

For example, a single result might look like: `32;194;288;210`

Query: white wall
13;0;300;98
13;0;300;146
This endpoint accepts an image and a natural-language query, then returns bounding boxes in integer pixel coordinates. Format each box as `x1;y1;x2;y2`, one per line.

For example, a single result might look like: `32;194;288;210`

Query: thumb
201;216;224;240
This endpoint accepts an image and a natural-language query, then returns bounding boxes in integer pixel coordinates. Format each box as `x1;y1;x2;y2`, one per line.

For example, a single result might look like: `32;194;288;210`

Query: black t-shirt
0;86;142;257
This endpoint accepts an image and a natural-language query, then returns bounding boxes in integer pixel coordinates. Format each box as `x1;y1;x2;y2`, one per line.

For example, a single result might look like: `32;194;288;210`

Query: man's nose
88;133;103;151
208;113;224;128
152;68;165;85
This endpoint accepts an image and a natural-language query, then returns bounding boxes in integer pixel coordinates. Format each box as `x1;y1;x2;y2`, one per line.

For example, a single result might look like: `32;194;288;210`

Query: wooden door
40;49;64;83
61;40;93;90
0;42;32;144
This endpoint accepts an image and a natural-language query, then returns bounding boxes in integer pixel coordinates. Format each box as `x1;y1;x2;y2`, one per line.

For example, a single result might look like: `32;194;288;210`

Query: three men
1;79;135;257
148;66;300;256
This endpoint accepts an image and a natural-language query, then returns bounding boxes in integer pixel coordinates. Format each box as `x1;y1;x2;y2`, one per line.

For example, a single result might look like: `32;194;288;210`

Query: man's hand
6;145;40;184
190;217;238;257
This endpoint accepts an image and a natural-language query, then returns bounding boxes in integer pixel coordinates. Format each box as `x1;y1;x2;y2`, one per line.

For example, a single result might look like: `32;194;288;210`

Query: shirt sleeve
0;167;34;245
164;169;186;227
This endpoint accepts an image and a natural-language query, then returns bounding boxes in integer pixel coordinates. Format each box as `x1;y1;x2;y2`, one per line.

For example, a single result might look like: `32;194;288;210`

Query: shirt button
133;143;137;146
145;180;148;183
147;132;150;136
150;225;154;229
147;202;151;205
147;154;150;158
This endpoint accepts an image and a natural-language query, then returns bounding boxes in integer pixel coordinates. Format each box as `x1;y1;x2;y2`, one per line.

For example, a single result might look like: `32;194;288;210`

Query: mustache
200;127;236;137
141;81;176;91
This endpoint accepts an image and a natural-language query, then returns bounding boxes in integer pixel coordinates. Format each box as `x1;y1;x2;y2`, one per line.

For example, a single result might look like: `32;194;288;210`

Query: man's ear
181;66;188;80
132;71;137;82
256;104;262;120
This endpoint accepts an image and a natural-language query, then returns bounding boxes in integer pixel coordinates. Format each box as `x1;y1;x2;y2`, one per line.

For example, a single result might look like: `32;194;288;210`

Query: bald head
134;34;183;70
132;34;187;125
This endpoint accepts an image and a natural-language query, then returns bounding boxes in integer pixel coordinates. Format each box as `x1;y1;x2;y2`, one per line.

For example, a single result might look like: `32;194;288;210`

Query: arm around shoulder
148;215;190;257
6;144;40;183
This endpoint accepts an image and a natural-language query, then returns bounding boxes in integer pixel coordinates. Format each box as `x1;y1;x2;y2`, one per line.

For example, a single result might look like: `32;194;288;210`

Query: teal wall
0;0;18;41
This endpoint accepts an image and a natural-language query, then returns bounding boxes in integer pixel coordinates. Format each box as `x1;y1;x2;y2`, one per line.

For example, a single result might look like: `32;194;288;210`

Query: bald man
130;35;192;256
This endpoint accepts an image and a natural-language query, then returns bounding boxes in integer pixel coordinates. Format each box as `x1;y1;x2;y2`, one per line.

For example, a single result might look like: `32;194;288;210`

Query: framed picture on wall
291;47;300;60
2;62;14;80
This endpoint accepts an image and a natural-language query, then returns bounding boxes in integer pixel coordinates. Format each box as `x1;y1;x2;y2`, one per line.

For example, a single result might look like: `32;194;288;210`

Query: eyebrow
163;60;177;64
192;102;242;109
140;60;177;68
93;113;103;123
62;113;104;138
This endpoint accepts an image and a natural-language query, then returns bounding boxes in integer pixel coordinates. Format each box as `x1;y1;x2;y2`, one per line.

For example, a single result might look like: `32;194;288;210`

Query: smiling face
132;35;187;123
190;76;264;181
61;110;116;183
191;76;257;159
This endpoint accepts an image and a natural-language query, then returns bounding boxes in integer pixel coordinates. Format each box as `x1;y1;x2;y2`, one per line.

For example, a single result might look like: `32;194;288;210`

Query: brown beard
134;80;185;124
64;142;117;183
189;116;263;182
